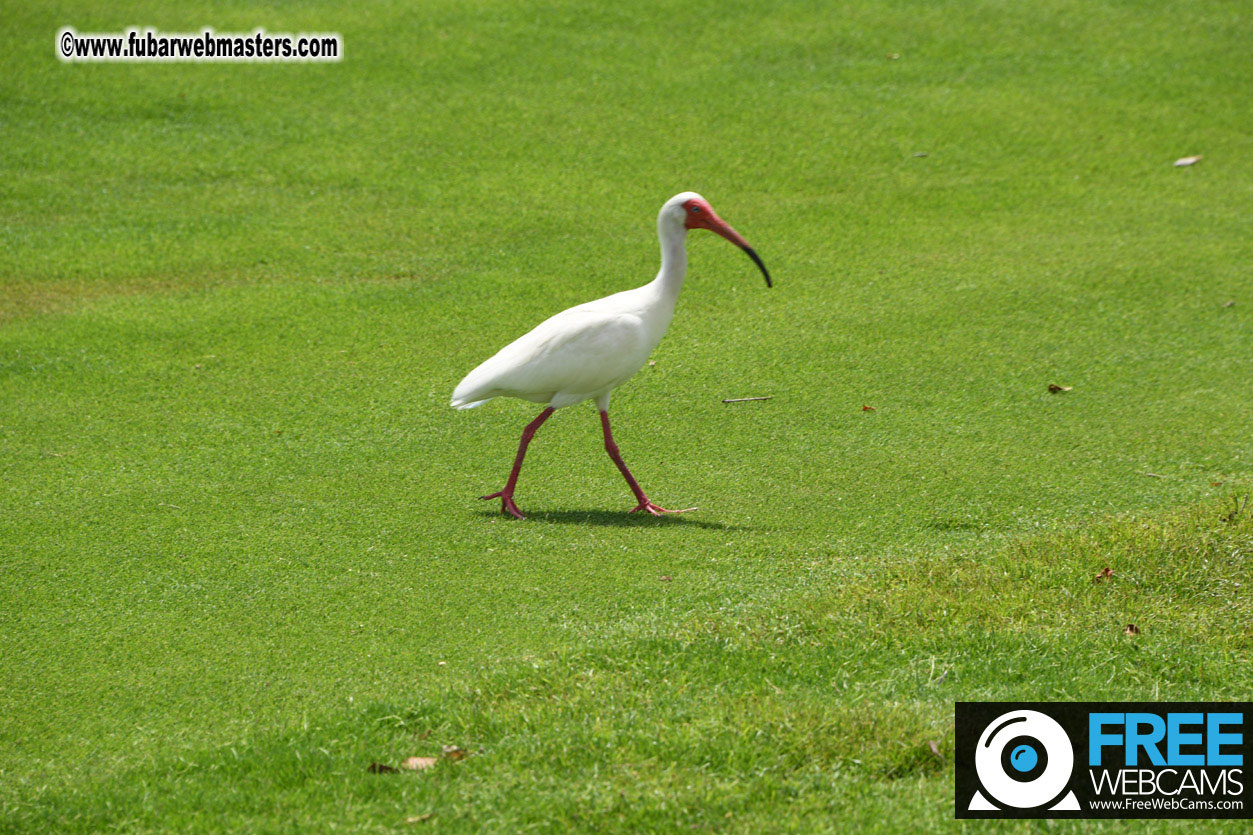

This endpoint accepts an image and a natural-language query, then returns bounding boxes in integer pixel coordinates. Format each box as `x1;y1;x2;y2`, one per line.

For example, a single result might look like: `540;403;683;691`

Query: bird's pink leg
599;410;694;515
481;407;554;519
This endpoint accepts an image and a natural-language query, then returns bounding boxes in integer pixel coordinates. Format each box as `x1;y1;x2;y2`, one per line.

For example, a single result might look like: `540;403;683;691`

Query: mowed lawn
2;0;1252;831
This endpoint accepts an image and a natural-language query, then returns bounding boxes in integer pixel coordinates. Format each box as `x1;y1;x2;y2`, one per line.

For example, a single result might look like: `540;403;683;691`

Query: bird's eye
690;206;701;213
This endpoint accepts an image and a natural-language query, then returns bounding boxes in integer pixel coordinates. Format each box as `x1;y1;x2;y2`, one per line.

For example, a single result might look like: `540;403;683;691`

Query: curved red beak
685;202;772;288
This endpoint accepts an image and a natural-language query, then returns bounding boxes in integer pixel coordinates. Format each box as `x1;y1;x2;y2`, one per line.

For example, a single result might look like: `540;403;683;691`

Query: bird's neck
652;220;688;301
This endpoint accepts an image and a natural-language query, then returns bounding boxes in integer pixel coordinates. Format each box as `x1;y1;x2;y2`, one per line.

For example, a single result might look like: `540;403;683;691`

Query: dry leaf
1174;155;1202;167
927;740;943;761
887;52;900;60
441;744;467;761
1222;301;1235;308
862;404;876;411
405;813;434;824
1123;624;1140;636
1048;384;1072;393
402;756;438;771
368;762;398;774
1094;567;1113;582
660;575;672;582
1212;481;1225;487
648;360;656;366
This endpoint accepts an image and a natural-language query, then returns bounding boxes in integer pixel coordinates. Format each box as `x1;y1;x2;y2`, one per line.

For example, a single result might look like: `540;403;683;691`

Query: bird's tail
450;363;498;409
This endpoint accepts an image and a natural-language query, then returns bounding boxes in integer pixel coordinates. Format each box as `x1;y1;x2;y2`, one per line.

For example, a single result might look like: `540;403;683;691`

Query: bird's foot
630;500;696;516
480;490;526;520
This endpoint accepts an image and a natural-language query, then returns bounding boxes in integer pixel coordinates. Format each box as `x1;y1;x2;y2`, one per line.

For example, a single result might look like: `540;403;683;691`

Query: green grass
2;0;1252;831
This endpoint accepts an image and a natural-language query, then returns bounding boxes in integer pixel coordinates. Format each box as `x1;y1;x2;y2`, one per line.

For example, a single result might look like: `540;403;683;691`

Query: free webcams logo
956;702;1250;819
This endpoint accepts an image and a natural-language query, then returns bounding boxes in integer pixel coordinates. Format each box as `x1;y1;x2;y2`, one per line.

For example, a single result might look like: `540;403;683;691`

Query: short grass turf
2;0;1252;831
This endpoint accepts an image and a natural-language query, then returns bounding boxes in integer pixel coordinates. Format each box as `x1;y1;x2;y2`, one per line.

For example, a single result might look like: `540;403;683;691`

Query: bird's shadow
475;508;749;531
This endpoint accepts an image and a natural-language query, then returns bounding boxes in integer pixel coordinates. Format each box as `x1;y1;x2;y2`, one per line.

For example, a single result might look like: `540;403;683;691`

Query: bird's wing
451;308;649;408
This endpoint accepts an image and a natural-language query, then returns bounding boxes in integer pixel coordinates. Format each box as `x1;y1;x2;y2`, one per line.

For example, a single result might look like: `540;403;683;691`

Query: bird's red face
682;197;727;232
681;197;772;287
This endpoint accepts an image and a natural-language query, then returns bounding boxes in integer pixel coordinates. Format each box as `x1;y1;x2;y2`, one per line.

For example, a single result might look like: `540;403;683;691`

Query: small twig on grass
721;396;772;403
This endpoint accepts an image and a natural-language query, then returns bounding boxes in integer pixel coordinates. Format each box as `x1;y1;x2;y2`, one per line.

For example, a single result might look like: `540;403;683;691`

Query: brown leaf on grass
1174;155;1202;167
402;756;438;771
441;744;468;761
927;740;943;761
1123;624;1141;636
1094;567;1114;582
367;762;398;774
660;575;672;582
1048;384;1072;393
862;404;876;411
405;813;435;824
1212;481;1225;487
1222;300;1235;308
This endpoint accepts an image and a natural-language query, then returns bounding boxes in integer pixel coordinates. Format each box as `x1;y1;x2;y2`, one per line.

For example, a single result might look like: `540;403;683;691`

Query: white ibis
451;191;771;519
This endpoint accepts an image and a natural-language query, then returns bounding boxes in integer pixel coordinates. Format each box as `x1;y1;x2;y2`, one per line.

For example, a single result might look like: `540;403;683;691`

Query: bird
451;191;771;519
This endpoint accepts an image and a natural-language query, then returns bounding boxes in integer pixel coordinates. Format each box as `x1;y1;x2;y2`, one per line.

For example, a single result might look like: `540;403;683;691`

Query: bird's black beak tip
742;246;772;288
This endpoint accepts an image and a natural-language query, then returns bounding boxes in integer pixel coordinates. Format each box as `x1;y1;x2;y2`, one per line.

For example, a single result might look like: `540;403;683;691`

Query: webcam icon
969;710;1081;811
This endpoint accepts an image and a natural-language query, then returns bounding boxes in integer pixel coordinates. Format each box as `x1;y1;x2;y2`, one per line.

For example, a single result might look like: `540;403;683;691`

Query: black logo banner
956;702;1250;819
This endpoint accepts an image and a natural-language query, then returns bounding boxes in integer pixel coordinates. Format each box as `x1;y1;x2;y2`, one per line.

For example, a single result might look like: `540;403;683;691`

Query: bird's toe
630;501;696;516
479;490;526;519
